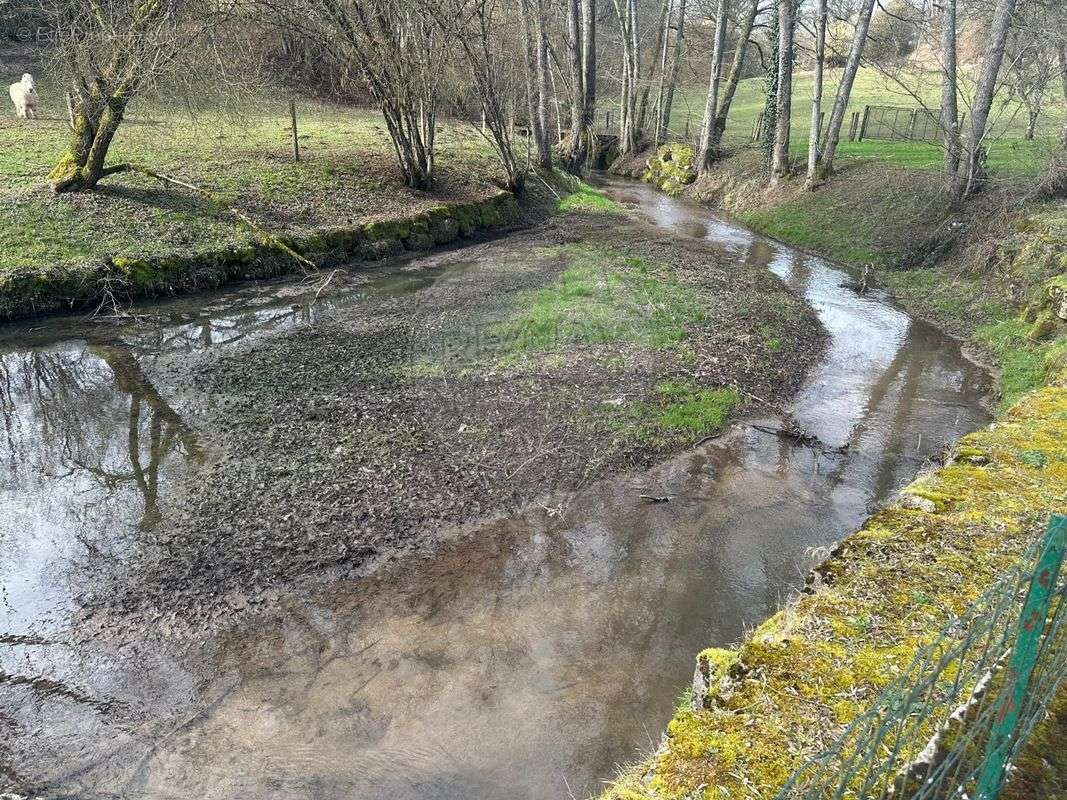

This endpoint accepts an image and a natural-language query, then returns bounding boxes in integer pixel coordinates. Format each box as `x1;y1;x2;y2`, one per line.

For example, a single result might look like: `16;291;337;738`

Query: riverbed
0;179;990;799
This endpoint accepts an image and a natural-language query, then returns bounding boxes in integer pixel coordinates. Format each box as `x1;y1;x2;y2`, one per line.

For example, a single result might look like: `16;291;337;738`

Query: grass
557;182;622;213
496;247;707;353
654;67;1064;177
0;87;501;272
652;381;740;434
974;320;1067;411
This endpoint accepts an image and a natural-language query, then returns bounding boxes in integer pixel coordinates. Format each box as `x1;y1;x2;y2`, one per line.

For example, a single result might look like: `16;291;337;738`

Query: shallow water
0;181;990;799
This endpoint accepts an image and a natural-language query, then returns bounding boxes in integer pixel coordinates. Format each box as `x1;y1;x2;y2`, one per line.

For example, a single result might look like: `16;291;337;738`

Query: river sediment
0;183;991;799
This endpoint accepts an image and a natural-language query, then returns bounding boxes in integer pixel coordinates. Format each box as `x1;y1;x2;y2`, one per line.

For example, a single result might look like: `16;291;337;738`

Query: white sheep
9;74;39;120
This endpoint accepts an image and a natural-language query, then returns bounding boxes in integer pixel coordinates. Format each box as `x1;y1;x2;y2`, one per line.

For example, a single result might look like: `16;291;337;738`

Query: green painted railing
774;514;1067;800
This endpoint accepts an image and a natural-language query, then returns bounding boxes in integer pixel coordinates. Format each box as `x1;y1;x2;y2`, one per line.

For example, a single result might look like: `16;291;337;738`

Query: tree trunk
770;0;794;184
659;0;688;142
582;0;597;115
955;0;1018;198
520;0;553;169
818;0;877;177
1060;43;1067;149
564;0;588;172
1025;110;1037;141
805;0;827;187
696;0;730;173
639;0;672;139
714;0;758;141
939;0;960;177
51;82;136;193
615;0;641;154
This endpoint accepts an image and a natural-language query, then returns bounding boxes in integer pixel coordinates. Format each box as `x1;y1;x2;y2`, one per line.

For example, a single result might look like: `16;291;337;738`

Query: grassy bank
0;49;525;317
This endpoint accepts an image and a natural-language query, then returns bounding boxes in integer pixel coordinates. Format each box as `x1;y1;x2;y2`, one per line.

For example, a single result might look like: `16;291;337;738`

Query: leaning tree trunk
818;0;877;177
955;0;1018;198
50;80;137;194
939;0;960;177
696;0;730;173
637;0;671;138
658;0;687;142
805;0;827;187
770;0;794;184
714;0;759;141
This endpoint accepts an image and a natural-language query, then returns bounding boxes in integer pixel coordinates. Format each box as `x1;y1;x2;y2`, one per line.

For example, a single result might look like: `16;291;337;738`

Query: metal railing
774;514;1067;800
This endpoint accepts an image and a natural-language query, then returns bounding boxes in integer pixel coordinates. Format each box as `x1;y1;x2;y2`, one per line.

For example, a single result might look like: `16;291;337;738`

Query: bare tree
520;0;553;170
656;0;688;143
563;0;588;171
938;0;960;176
614;0;642;154
427;0;529;190
955;0;1020;197
310;0;444;190
1005;34;1059;141
817;0;877;177
769;0;794;184
715;0;761;141
43;0;233;193
696;0;730;172
805;0;827;188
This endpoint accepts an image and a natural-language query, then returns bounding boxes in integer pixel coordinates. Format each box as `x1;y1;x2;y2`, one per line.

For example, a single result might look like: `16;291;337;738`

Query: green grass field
657;67;1064;176
0;79;500;271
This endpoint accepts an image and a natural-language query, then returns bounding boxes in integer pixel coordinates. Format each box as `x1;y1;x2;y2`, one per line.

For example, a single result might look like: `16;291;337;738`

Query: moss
643;144;696;196
1;189;525;319
601;374;1067;800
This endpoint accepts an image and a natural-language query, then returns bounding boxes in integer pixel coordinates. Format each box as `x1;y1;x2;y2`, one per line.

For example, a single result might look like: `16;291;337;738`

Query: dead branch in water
750;423;848;454
100;163;316;271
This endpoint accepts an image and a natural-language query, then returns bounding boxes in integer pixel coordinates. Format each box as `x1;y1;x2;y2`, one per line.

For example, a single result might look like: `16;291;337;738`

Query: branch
101;163;315;271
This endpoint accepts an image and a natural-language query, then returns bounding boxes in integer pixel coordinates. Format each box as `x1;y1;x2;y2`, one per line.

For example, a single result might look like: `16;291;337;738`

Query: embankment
601;147;1067;799
0;189;527;321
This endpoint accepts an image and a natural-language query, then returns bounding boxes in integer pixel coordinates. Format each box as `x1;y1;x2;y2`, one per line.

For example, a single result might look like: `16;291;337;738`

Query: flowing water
0;180;991;800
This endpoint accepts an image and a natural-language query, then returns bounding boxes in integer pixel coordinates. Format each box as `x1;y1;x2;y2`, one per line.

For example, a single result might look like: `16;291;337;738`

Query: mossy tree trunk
50;79;137;194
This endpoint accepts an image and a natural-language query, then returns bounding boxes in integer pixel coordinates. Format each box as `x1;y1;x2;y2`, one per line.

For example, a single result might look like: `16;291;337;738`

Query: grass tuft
557;183;622;214
496;246;704;353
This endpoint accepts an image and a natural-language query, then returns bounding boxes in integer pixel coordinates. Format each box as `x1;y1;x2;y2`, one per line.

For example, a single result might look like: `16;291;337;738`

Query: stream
0;179;991;800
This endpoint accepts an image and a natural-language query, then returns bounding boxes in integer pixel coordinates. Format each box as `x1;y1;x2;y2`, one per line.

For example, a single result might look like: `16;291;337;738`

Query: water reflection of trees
0;343;202;534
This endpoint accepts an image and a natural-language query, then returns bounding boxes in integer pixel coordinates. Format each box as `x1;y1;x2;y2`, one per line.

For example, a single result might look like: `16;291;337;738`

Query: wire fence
858;105;946;143
773;513;1067;800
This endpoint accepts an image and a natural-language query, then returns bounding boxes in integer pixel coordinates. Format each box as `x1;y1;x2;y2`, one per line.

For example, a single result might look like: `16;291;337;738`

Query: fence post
290;99;300;163
847;111;858;141
906;109;918;140
858;105;871;141
752;111;764;142
974;514;1067;800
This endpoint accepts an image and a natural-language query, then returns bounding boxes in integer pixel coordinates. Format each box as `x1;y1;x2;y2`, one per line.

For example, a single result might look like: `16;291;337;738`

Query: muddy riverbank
0;182;991;799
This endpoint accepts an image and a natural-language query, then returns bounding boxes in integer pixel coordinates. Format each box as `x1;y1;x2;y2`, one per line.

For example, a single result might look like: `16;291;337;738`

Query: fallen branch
750;423;848;454
101;163;316;271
